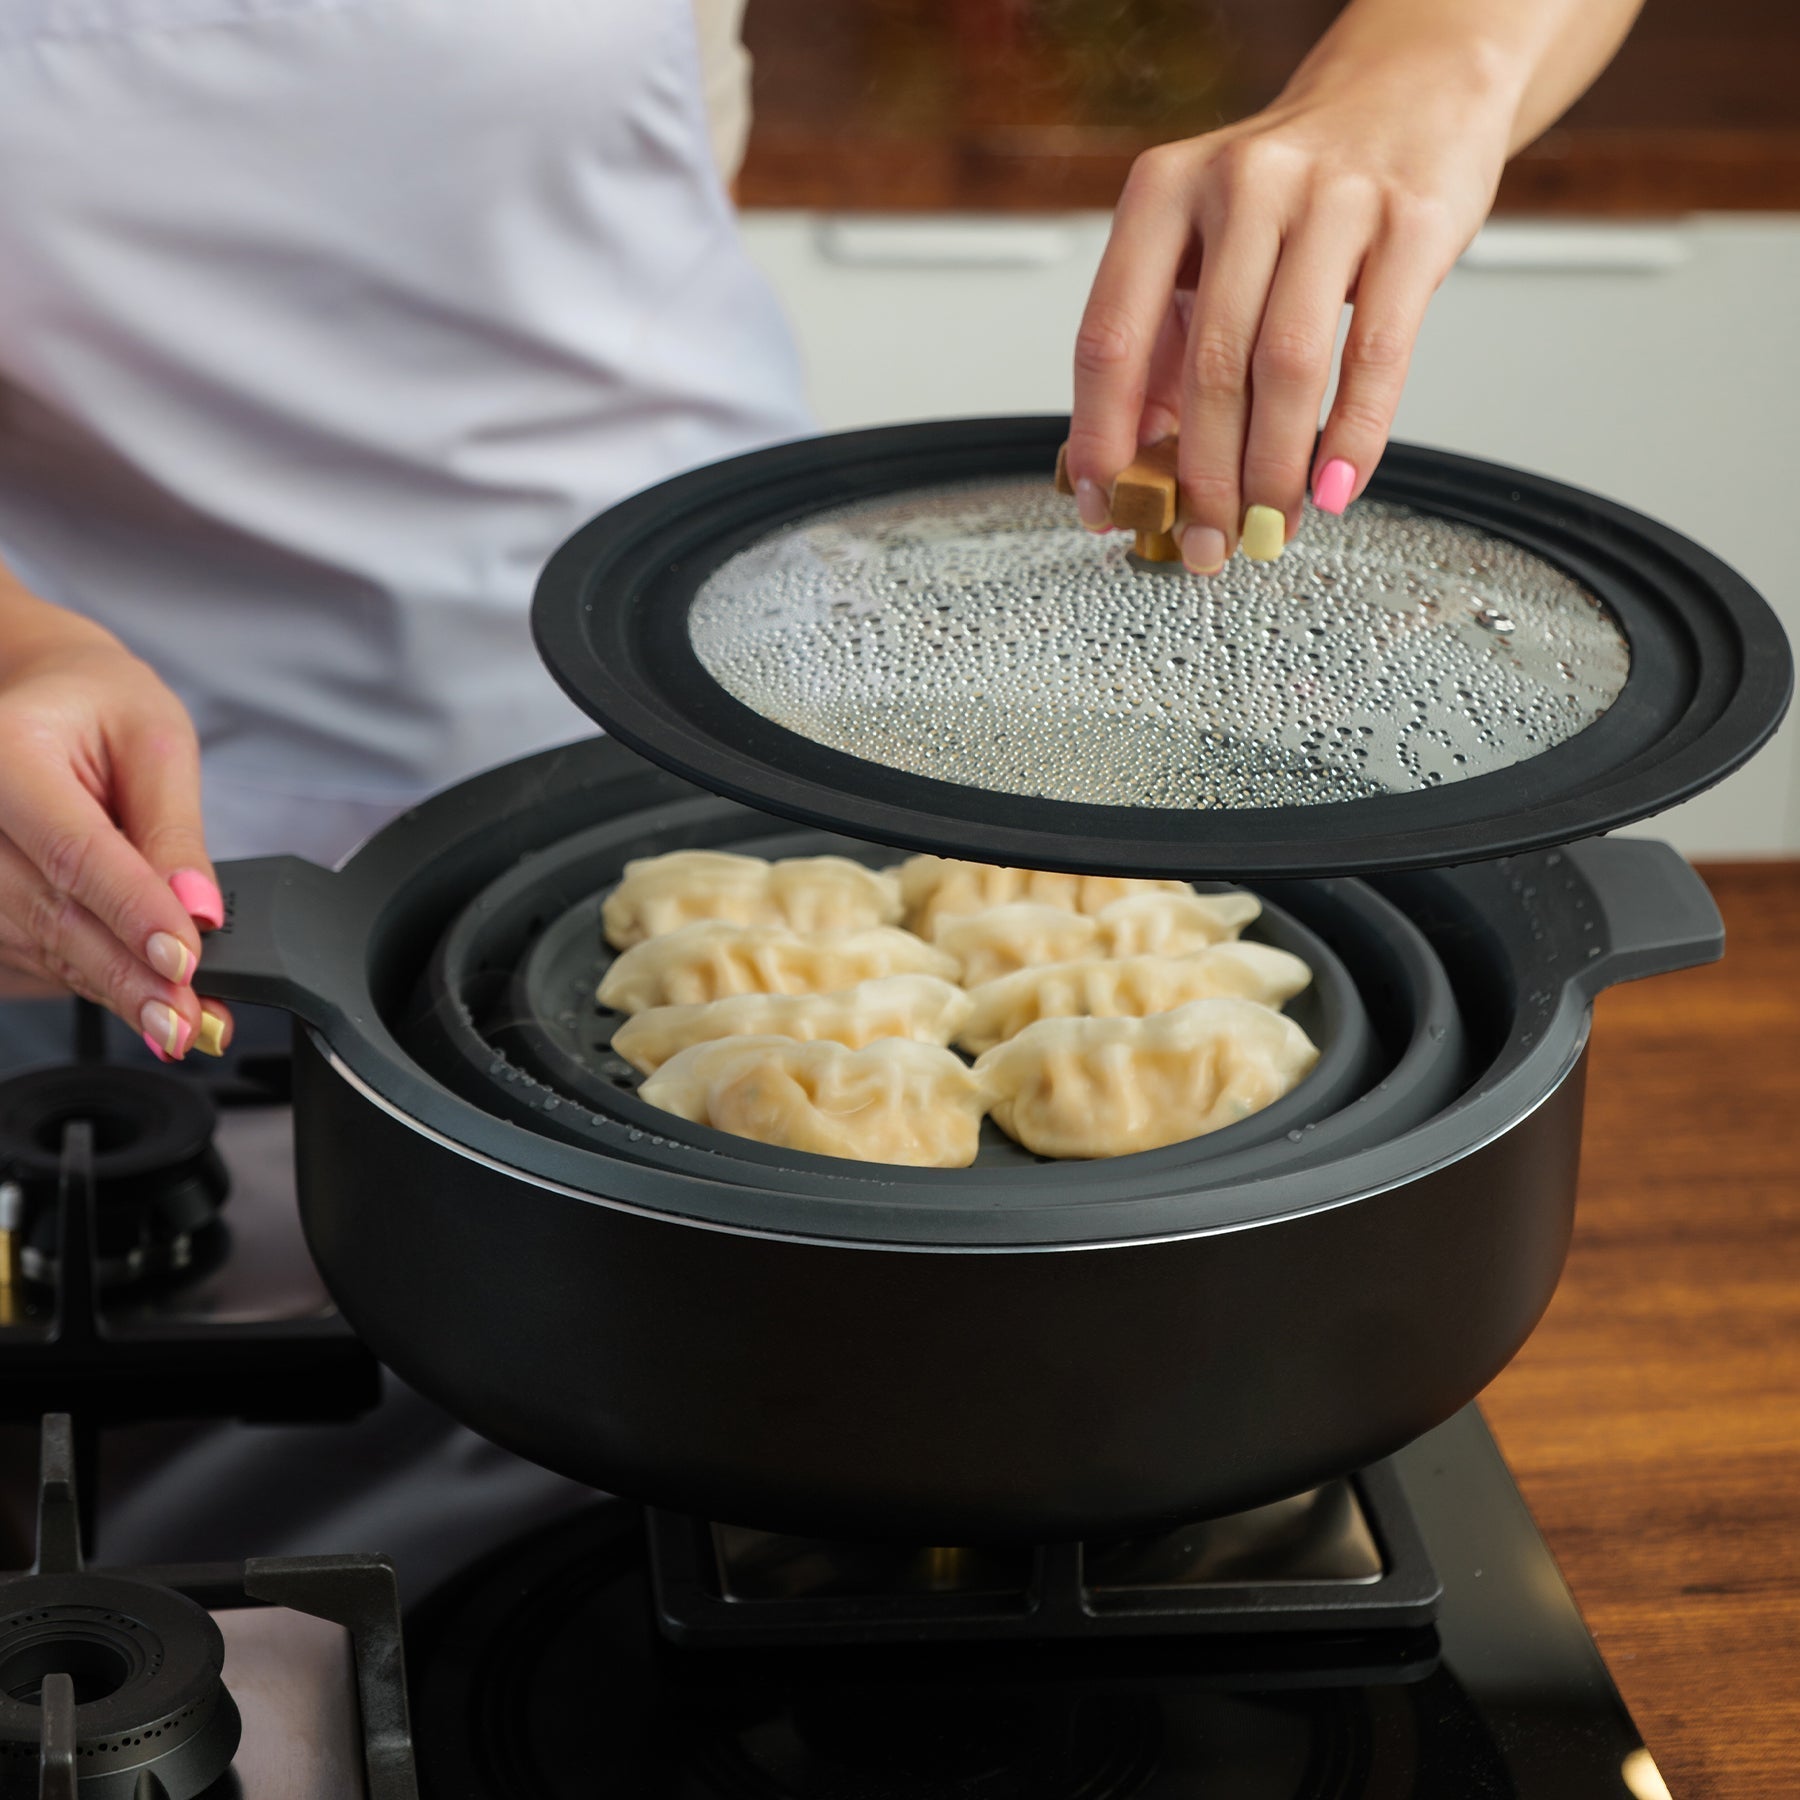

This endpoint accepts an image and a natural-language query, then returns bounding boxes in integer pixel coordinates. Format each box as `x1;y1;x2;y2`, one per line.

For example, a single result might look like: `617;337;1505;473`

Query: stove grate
0;1416;420;1800
645;1459;1439;1650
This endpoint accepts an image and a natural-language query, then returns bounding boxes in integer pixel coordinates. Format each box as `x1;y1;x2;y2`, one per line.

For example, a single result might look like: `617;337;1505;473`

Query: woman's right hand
0;583;232;1059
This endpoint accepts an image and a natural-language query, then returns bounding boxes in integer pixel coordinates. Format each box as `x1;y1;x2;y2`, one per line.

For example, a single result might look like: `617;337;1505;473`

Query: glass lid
687;482;1630;812
533;417;1790;878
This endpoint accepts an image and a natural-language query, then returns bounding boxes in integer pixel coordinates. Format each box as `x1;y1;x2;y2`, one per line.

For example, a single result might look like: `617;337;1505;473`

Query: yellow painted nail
1241;504;1286;563
195;1009;228;1058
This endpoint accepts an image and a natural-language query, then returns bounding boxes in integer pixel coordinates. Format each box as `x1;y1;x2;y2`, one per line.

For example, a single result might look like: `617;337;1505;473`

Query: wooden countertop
740;0;1800;215
1480;861;1800;1797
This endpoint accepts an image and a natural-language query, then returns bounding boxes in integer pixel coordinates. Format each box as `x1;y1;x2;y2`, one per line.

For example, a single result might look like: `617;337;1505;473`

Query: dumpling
1094;890;1261;959
639;1036;989;1167
602;850;901;949
955;943;1313;1057
612;975;974;1075
933;904;1103;988
974;999;1320;1159
599;922;957;1015
1065;872;1201;915
897;855;1191;940
895;856;1071;937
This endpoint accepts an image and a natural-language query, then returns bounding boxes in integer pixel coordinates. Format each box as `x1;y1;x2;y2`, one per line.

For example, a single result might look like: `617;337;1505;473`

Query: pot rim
308;1022;1590;1251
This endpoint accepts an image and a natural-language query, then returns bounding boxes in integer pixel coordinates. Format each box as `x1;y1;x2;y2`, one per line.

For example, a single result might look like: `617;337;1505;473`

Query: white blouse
0;0;811;863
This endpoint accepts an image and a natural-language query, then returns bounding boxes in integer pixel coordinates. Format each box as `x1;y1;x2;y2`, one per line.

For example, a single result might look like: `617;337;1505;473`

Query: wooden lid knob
1055;439;1181;562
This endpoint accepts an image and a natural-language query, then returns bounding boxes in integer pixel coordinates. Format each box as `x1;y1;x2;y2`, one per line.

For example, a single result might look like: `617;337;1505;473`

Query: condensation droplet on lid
686;483;1630;812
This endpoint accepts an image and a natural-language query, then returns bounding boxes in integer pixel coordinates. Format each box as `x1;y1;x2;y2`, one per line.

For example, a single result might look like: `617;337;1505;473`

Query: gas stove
0;1415;411;1800
0;998;1674;1798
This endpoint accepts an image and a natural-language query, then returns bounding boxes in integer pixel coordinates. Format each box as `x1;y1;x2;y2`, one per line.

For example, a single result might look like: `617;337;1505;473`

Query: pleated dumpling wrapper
934;903;1103;988
931;889;1265;989
639;1036;990;1167
975;998;1320;1159
599;921;958;1015
603;850;902;950
612;974;974;1076
955;942;1313;1058
1094;890;1262;959
897;855;1192;941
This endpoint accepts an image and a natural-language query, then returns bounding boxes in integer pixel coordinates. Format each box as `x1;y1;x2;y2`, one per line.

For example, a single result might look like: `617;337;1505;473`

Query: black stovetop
404;1405;1666;1800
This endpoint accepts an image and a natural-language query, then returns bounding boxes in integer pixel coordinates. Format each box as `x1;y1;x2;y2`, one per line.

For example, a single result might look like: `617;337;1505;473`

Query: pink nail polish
143;1030;173;1064
1312;458;1356;515
170;869;225;931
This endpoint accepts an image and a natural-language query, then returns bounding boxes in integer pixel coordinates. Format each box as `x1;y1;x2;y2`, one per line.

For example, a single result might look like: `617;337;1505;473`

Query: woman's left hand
1063;49;1517;572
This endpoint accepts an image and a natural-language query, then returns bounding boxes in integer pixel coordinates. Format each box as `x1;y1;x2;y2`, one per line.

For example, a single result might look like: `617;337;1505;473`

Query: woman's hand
1065;41;1520;572
0;585;233;1059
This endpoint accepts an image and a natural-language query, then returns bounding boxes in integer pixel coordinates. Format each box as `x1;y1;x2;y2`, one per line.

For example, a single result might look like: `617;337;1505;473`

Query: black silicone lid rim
533;416;1792;879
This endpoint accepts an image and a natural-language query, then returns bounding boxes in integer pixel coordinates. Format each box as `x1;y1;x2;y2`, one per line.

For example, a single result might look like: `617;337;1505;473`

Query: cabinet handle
1457;226;1690;274
816;217;1079;269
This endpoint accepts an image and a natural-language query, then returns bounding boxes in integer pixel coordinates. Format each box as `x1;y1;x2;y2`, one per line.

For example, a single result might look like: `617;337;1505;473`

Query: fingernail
1241;504;1286;563
1179;525;1227;575
140;999;191;1060
145;931;194;985
1313;458;1356;515
1074;478;1111;532
169;870;225;931
142;1031;173;1064
195;1008;228;1058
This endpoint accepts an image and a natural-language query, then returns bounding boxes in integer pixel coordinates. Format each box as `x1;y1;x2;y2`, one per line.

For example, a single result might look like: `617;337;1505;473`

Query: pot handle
1563;836;1724;1000
191;855;362;1037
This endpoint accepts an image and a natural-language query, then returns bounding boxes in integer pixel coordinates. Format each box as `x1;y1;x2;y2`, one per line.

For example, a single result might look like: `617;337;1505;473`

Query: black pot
195;735;1722;1540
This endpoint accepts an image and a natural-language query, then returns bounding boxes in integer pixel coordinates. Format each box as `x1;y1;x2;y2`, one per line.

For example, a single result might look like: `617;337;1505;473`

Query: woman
0;0;1641;1579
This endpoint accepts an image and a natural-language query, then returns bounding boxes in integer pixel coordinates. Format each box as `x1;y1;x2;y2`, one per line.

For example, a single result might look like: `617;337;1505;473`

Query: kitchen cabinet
740;211;1800;856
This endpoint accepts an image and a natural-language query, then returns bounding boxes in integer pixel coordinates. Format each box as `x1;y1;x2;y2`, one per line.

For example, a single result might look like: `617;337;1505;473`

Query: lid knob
1054;439;1181;562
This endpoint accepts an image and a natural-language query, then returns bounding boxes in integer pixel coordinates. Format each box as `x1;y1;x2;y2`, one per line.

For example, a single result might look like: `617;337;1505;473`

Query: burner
0;1050;380;1507
0;1419;240;1800
0;1571;242;1799
405;1503;1509;1800
0;1067;229;1291
0;1412;422;1799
